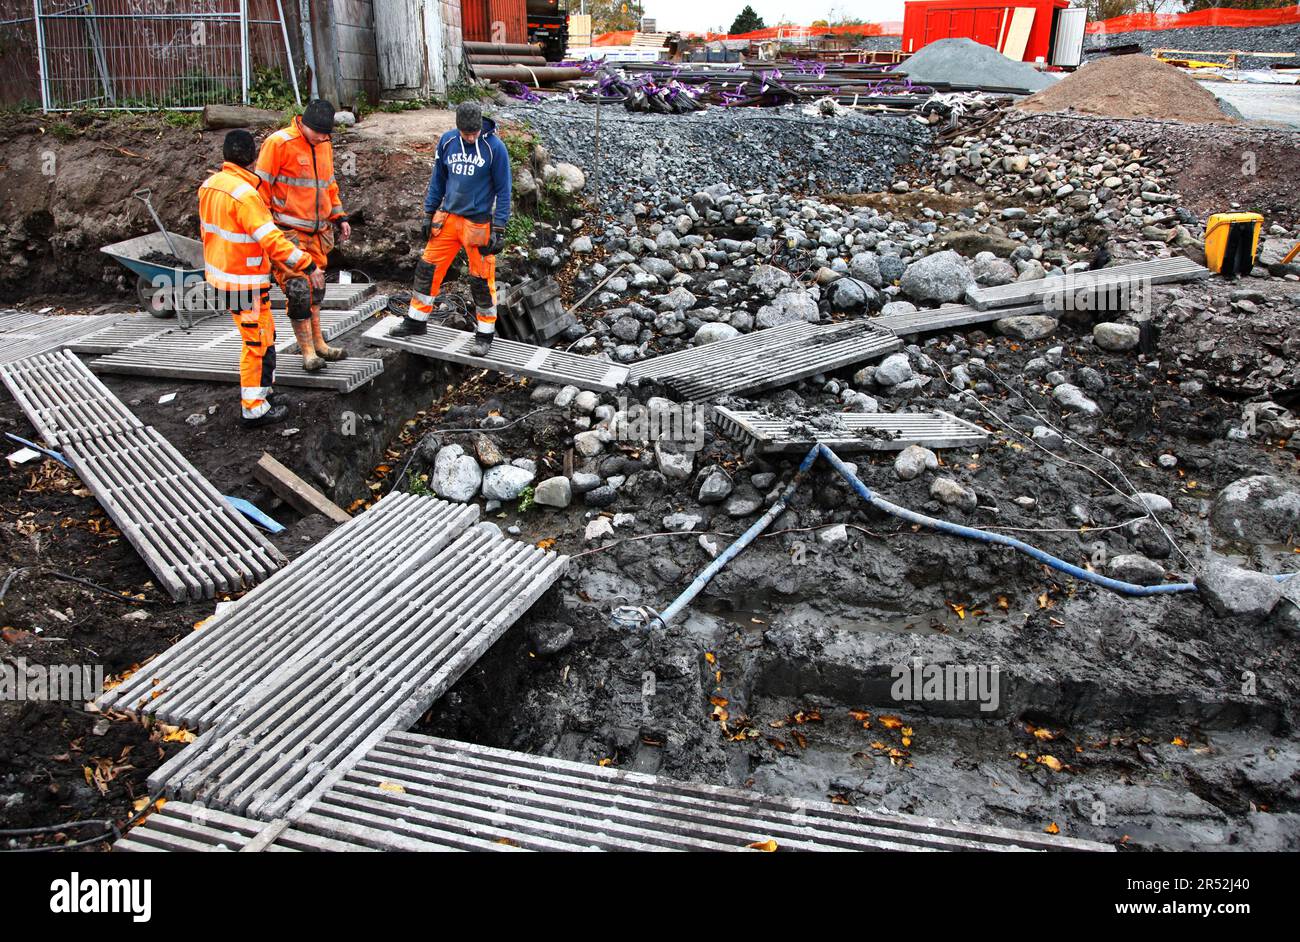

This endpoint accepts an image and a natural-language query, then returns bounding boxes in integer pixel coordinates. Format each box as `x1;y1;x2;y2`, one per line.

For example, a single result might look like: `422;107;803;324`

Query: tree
590;0;645;33
729;5;766;34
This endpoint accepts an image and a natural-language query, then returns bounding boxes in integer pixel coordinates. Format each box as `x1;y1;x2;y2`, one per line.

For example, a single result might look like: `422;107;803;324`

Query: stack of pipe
464;41;582;85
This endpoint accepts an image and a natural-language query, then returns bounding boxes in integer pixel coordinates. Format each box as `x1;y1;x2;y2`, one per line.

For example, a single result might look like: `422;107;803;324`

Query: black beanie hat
302;99;335;134
223;129;257;167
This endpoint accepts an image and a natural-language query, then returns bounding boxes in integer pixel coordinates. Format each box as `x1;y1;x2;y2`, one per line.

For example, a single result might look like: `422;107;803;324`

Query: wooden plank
1001;7;1035;61
253;452;351;524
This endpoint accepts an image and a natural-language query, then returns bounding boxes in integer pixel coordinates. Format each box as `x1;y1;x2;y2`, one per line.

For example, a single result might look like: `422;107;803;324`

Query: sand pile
901;38;1058;92
1017;54;1236;122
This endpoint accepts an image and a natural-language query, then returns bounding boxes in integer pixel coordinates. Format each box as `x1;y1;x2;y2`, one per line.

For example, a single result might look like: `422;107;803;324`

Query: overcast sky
638;0;907;34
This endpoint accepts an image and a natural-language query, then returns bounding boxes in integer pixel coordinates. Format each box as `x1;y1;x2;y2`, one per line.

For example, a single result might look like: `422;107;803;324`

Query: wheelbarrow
100;188;208;323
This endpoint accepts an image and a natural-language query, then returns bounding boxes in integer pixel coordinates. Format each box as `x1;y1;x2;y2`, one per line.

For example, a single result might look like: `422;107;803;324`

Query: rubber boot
389;316;427;337
241;402;289;429
472;329;494;357
291;318;324;372
311;310;347;362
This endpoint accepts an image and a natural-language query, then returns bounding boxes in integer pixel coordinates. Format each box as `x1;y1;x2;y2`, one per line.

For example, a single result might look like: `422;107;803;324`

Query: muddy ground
1;105;1298;852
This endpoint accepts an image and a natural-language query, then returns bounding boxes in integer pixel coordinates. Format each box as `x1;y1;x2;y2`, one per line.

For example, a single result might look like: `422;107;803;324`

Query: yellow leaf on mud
1036;755;1064;772
996;595;1010;611
709;695;729;708
747;839;779;852
1171;736;1188;747
536;538;557;550
704;652;716;664
597;758;613;767
879;715;903;730
849;710;871;722
870;741;886;750
902;736;912;747
1014;751;1029;760
1044;822;1060;835
1033;728;1055;741
378;781;406;793
162;727;196;744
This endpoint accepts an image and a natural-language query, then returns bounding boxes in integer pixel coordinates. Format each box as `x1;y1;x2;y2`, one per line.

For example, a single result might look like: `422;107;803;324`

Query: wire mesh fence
0;0;301;111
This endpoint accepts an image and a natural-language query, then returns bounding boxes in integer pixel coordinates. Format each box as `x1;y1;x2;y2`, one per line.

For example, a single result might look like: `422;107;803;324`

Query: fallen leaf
1044;822;1060;835
378;781;406;793
1036;755;1064;772
879;715;903;730
747;839;778;851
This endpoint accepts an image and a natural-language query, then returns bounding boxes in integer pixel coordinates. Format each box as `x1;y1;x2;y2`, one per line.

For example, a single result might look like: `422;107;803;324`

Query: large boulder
432;444;482;502
899;250;974;304
481;464;534;501
1197;560;1283;621
1210;475;1300;544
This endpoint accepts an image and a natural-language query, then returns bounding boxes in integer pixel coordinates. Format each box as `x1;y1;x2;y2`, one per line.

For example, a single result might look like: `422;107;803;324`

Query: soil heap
1017;54;1236;122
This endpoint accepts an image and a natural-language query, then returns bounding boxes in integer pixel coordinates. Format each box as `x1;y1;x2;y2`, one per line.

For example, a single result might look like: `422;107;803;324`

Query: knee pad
469;276;493;309
286;278;312;321
413;259;437;292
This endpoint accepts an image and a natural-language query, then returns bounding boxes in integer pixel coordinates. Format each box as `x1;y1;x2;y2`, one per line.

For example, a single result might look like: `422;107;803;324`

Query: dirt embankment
1017;55;1236;123
0;111;456;303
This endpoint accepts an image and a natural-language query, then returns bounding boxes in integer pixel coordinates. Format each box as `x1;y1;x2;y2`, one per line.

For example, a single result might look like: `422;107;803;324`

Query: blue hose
626;442;1295;628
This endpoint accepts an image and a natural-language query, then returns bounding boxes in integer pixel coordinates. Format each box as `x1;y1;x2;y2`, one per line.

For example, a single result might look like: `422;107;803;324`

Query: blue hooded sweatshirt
423;116;511;228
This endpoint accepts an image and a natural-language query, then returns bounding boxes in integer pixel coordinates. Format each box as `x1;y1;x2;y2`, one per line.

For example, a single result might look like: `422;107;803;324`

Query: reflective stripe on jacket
255;116;345;234
198;162;313;292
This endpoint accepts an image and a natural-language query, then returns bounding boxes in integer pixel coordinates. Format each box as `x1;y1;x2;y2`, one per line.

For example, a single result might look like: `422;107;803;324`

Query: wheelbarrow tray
100;232;204;284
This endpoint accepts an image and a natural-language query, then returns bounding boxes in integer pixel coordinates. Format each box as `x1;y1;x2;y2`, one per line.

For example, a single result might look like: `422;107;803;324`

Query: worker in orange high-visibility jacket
387;101;510;356
200;129;324;428
255;99;350;372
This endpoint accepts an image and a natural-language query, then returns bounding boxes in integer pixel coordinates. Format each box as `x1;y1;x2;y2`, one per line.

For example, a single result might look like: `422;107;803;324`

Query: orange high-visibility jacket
198;162;316;292
255;116;345;234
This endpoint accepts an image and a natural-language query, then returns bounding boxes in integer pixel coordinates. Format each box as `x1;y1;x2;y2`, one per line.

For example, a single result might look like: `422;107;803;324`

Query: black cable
0;791;165;853
0;567;155;607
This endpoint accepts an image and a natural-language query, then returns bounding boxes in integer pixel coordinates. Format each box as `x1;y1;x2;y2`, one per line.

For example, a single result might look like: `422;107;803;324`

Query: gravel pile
500;101;931;198
1086;23;1300;71
899;37;1058;91
1017;54;1236;122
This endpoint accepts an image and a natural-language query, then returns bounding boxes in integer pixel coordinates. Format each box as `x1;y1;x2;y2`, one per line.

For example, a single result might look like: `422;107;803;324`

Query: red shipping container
463;0;527;44
902;0;1071;63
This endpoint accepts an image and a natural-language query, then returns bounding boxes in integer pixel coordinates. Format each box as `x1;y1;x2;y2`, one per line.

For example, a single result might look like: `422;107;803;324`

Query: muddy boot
471;329;494;357
241;402;289;429
311;310;347;362
389;317;427;338
291;318;324;372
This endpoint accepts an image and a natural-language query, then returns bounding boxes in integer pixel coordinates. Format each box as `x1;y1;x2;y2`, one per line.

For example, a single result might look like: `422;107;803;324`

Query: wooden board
254;452;351;524
1001;7;1035;62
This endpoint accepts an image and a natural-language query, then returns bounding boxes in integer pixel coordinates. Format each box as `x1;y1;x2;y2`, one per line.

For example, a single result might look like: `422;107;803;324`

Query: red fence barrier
1086;5;1300;34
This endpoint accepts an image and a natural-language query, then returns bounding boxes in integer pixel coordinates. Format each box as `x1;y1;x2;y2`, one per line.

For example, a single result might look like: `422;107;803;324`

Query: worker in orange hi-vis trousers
199;130;324;429
388;101;511;356
255;98;350;372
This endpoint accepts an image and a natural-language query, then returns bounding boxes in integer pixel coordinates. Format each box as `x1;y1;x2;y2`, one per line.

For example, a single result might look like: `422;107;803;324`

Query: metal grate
874;301;1047;336
712;407;990;454
364;318;630;392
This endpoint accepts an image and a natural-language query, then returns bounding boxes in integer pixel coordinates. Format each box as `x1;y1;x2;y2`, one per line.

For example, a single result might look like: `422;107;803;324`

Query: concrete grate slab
363;318;630;392
965;257;1210;310
97;493;481;729
712;406;990;453
630;320;902;400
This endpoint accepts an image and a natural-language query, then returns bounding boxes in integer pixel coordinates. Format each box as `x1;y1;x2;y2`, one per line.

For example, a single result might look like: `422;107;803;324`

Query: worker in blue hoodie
390;102;512;355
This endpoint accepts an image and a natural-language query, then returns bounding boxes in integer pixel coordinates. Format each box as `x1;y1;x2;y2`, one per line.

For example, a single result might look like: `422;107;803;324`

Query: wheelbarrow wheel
137;275;176;318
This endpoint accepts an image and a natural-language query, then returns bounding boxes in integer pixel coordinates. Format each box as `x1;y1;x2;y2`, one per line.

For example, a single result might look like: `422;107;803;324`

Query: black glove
420;214;433;241
482;225;505;256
